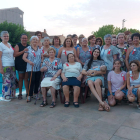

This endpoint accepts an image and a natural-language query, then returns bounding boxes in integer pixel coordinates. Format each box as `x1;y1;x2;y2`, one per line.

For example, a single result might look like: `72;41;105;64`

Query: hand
0;69;4;74
87;70;93;76
24;48;28;52
50;77;56;81
63;77;68;82
116;89;120;93
43;67;47;72
29;62;34;66
77;76;82;81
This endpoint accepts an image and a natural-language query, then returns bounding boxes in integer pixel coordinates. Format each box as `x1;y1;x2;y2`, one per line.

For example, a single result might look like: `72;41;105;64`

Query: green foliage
0;21;30;47
93;25;140;44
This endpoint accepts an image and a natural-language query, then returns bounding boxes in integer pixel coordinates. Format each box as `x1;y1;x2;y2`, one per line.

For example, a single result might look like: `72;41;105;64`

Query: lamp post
122;19;126;28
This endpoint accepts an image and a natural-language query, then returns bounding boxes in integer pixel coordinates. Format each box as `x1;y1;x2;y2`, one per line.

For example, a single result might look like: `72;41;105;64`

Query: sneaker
0;97;11;102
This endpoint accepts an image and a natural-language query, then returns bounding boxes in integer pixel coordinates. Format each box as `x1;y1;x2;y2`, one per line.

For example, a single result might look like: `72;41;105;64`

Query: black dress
15;43;29;72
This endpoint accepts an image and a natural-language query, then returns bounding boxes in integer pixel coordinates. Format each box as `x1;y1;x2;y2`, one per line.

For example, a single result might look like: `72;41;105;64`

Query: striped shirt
26;46;42;72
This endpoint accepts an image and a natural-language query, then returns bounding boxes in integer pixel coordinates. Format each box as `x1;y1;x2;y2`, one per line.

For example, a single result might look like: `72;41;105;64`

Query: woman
57;38;79;64
125;33;140;71
88;35;99;50
14;34;29;99
0;31;16;101
77;34;85;47
127;34;133;47
72;34;78;48
23;36;42;102
82;48;110;111
108;59;126;106
100;34;117;94
126;60;140;109
35;31;43;49
61;53;82;108
112;38;117;46
40;47;62;108
95;37;103;47
116;33;128;71
77;38;92;66
51;36;62;57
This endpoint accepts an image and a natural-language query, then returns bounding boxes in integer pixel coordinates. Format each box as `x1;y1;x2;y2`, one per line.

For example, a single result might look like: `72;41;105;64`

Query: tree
0;21;30;47
93;25;140;44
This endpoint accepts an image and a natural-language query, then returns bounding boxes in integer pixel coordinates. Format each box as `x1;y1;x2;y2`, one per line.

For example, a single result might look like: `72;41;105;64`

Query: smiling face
68;53;75;63
48;50;55;58
112;38;117;46
21;35;28;44
114;61;121;70
66;38;72;47
130;63;139;72
133;36;140;45
37;33;42;41
54;38;60;45
31;37;38;46
1;33;9;42
105;37;111;45
82;39;88;46
93;49;100;59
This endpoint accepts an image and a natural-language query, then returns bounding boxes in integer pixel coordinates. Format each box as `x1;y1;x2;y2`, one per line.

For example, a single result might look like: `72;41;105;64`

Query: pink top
107;71;126;92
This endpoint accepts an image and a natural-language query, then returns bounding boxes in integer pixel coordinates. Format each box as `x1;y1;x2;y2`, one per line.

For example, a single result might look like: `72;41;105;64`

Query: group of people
0;30;140;111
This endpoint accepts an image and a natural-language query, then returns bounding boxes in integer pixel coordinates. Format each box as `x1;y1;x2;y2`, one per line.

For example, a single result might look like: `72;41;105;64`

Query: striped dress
26;46;42;72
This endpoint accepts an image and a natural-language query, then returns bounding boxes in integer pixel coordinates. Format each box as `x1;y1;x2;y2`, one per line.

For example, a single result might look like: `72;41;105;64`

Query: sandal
73;102;79;108
103;101;110;112
18;94;22;100
27;96;31;102
98;104;104;111
50;101;56;108
64;101;70;107
40;101;48;107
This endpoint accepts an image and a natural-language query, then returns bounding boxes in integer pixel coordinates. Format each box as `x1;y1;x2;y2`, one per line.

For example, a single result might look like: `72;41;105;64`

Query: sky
0;0;140;37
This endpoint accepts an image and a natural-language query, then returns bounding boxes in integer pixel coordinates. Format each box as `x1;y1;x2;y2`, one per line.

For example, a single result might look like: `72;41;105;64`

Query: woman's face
130;63;138;71
93;49;100;58
37;33;42;40
68;54;75;62
31;38;38;46
44;39;50;46
133;36;140;45
48;50;55;58
79;37;84;44
112;38;117;46
65;39;71;47
96;39;101;46
114;61;121;70
82;39;88;46
72;36;78;44
2;33;9;42
127;37;133;45
118;35;125;44
54;38;59;45
89;37;96;44
105;37;111;45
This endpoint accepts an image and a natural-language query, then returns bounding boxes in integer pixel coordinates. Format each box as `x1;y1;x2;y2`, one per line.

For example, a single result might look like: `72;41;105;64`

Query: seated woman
61;53;82;108
82;48;110;111
40;47;62;108
107;59;127;106
126;60;140;109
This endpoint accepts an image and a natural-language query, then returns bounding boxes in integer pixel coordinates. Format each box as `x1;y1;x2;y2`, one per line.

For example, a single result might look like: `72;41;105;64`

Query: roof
0;7;24;13
28;31;49;37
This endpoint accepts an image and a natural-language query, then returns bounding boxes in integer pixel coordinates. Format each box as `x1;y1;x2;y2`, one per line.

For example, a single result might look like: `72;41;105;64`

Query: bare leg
18;73;24;95
94;79;102;100
63;85;70;102
41;87;47;102
73;86;80;103
50;86;56;102
24;72;29;94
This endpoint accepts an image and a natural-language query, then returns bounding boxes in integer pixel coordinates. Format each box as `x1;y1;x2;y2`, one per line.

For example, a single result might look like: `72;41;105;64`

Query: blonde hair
116;33;125;39
47;47;56;54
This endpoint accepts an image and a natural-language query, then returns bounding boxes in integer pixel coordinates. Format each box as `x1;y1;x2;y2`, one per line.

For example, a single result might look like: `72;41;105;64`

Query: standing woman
108;60;126;106
72;34;78;49
126;60;140;109
0;31;16;101
95;37;103;47
127;34;133;47
51;36;62;57
57;38;79;64
112;38;117;46
14;34;29;99
77;38;92;66
125;33;140;71
35;31;43;49
100;34;117;96
23;36;42;101
116;33;128;71
88;35;99;50
77;34;85;47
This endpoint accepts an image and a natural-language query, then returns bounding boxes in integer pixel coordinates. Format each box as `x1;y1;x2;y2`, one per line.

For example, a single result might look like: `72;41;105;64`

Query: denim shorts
107;89;126;97
18;71;26;74
126;88;138;97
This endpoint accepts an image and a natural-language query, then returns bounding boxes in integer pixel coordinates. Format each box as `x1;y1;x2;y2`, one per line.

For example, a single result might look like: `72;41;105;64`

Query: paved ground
0;92;140;140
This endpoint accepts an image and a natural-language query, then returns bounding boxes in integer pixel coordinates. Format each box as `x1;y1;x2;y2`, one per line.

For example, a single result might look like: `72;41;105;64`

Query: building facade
0;7;24;26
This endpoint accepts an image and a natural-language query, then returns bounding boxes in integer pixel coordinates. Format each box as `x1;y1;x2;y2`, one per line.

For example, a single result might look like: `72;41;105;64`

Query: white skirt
41;77;61;90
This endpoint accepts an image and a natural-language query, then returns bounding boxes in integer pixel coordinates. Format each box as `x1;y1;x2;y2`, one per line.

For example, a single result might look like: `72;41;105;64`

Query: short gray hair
43;37;50;42
82;38;88;42
30;36;39;41
1;31;9;37
116;33;125;39
104;34;112;41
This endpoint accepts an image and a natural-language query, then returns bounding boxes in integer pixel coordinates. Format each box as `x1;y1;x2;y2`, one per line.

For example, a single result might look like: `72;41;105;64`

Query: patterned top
41;58;62;78
89;45;100;50
51;45;62;57
100;45;118;70
116;44;128;71
79;46;92;63
26;46;42;72
129;46;140;63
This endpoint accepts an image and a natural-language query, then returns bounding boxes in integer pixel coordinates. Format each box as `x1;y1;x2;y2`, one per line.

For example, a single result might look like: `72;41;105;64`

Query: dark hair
95;37;103;46
52;36;61;45
113;59;122;71
35;31;42;37
88;35;96;41
129;60;140;72
87;48;102;70
131;33;140;41
67;53;75;62
63;38;73;48
67;34;72;38
72;34;78;38
20;34;28;38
